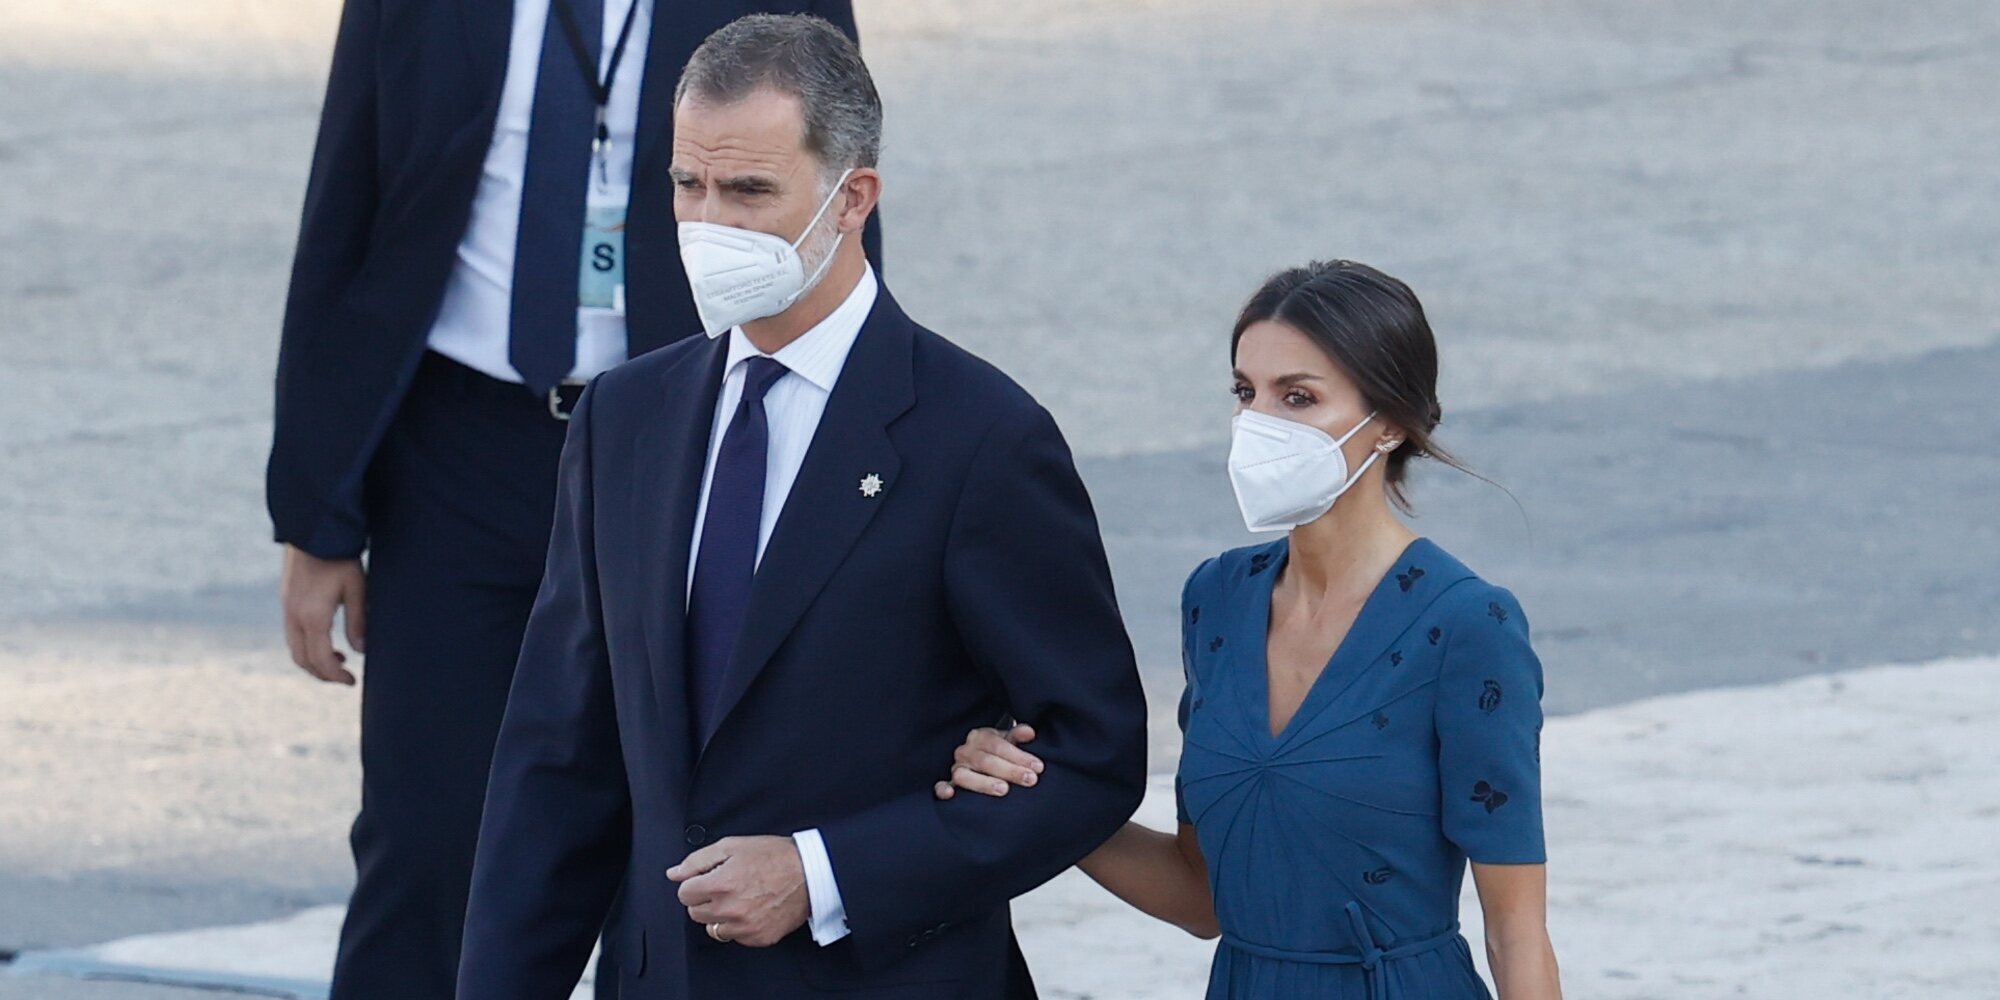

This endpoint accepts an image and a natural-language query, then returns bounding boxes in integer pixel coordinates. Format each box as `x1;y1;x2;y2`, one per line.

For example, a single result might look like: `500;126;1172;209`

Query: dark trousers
331;351;587;999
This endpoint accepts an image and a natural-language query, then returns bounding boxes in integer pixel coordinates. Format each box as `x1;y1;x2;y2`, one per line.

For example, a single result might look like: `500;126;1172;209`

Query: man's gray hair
675;14;883;174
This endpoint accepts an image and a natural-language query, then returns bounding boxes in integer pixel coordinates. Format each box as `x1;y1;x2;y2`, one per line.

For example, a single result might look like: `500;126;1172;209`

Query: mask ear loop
785;168;857;307
1343;448;1383;487
790;168;856;252
1330;410;1379;447
1325;411;1384;502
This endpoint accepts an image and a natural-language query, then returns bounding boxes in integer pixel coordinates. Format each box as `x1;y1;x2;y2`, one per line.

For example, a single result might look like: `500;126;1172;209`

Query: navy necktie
687;356;791;741
509;0;602;395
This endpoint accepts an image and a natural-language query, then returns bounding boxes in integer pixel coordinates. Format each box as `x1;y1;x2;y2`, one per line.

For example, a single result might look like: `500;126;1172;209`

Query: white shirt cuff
792;828;851;945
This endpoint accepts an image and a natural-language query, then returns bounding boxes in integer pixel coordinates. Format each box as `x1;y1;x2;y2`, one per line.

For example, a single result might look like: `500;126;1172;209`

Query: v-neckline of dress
1251;536;1427;746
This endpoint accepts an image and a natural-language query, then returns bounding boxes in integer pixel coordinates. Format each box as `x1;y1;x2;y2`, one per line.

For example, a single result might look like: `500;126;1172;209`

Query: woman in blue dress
937;261;1564;998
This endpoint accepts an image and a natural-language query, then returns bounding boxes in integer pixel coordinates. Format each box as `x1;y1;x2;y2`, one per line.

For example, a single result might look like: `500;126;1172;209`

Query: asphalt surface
2;0;1996;993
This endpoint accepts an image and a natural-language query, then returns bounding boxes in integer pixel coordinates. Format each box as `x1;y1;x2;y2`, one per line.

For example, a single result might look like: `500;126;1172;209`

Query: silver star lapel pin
859;473;884;498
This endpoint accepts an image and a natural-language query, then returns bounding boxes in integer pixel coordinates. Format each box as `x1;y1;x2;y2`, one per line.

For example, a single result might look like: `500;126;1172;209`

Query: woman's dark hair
1231;259;1472;513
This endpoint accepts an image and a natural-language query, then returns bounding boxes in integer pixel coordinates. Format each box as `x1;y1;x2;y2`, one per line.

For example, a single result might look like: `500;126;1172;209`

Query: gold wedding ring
707;922;731;943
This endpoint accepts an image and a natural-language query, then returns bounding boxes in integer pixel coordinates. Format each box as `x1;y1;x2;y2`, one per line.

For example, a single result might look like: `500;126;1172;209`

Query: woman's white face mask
1226;408;1381;533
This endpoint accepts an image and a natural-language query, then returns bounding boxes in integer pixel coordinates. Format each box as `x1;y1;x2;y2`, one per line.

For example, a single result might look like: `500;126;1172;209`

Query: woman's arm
1437;584;1558;997
937;726;1219;938
1469;862;1561;1000
1078;819;1218;939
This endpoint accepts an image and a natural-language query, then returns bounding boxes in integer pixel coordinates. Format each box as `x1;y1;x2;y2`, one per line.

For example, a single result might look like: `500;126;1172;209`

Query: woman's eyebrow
1230;371;1324;386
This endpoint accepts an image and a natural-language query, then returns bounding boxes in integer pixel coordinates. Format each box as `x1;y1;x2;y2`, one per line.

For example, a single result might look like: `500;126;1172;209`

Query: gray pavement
0;978;210;1000
3;0;1997;990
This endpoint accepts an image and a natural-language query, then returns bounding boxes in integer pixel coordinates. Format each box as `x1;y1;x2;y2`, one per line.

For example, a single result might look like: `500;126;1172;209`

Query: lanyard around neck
551;0;643;163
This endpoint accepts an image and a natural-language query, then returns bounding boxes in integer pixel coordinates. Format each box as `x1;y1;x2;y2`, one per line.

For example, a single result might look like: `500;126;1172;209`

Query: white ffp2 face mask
1227;408;1382;533
677;169;854;337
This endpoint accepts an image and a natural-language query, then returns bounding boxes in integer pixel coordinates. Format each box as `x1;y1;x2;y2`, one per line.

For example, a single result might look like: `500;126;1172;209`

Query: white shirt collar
723;266;879;392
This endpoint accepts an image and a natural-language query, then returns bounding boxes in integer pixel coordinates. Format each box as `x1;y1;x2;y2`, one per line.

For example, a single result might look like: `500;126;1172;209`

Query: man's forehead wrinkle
674;92;811;160
672;137;796;174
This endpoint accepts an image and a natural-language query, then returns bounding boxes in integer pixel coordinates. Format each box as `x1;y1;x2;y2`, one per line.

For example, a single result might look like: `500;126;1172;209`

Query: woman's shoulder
1180;538;1288;604
1409;542;1534;664
1403;539;1512;608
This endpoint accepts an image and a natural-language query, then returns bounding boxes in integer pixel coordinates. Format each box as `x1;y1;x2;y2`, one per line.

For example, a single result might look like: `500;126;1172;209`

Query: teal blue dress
1175;537;1545;1000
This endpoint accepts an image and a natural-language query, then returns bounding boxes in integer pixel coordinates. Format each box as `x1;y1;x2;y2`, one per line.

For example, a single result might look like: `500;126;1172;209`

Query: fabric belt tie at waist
1220;903;1461;1000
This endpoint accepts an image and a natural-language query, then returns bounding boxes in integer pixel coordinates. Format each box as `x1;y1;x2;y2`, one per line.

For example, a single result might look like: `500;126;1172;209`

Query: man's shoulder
905;323;1044;427
620;332;712;380
585;335;711;409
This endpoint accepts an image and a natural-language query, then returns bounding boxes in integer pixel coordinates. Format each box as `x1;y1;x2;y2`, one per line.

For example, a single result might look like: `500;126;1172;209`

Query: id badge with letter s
579;191;627;314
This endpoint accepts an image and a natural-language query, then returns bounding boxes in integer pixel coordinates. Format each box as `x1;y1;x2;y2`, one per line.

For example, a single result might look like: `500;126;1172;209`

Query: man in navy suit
459;15;1149;999
266;1;871;997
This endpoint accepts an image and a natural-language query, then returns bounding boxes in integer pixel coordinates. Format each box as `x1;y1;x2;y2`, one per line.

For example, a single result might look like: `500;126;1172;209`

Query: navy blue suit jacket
457;287;1151;999
266;0;871;559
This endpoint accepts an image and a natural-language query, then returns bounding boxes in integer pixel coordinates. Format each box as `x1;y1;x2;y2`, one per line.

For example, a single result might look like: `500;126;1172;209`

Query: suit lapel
638;338;730;751
466;0;739;172
633;0;757;174
455;0;515;117
630;2;681;179
699;291;919;752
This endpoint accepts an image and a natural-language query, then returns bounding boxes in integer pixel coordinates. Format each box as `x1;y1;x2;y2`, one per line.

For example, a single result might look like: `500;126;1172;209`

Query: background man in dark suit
458;15;1149;999
266;1;871;996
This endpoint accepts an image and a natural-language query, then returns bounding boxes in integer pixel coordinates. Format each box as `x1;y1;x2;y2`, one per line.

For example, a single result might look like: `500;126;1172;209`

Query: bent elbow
1116;770;1148;824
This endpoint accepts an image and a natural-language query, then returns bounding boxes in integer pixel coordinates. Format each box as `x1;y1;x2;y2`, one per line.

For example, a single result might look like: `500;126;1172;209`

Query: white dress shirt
686;265;879;946
426;0;649;384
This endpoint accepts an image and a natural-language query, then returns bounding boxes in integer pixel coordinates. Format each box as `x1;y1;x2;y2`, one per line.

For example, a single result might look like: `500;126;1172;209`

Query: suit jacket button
684;824;707;846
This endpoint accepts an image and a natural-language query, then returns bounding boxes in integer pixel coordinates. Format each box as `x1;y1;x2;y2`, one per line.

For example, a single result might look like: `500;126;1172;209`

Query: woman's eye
1231;385;1253;402
1285;390;1314;407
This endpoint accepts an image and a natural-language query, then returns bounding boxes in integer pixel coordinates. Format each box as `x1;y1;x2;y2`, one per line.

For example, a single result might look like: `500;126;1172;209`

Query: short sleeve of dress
1175;683;1193;825
1436;583;1547;864
1174;558;1214;827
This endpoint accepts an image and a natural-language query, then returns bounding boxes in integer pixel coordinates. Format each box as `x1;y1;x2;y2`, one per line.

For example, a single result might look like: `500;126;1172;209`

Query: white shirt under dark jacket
686;266;880;946
426;0;648;384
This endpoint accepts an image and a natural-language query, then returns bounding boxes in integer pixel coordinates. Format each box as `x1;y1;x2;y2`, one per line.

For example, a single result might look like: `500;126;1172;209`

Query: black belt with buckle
547;380;587;421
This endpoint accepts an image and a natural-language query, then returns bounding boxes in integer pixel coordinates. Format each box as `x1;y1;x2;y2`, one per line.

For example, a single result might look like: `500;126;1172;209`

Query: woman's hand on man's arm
934;724;1044;800
931;723;1219;939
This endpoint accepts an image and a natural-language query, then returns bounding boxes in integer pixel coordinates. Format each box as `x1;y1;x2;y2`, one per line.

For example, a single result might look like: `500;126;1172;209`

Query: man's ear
836;168;883;234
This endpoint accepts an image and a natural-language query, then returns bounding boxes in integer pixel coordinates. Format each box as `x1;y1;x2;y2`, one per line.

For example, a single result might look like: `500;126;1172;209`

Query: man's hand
280;543;366;686
668;835;810;948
